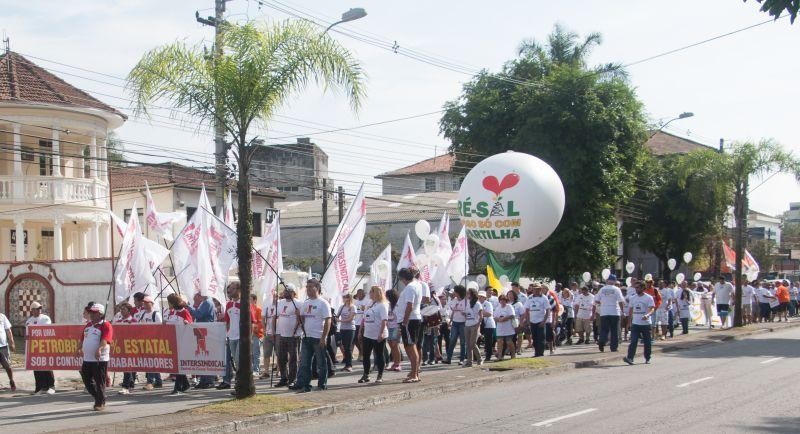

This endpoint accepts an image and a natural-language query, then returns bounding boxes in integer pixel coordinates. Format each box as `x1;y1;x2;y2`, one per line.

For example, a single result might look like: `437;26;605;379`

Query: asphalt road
269;326;800;433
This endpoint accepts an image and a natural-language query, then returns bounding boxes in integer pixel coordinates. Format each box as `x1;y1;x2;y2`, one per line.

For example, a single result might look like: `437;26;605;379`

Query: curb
180;321;800;434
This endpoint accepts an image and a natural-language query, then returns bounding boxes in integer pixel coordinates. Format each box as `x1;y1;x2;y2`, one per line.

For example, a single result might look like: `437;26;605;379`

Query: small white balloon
675;273;685;284
582;272;591;283
625;262;635;274
667;258;677;271
693;272;701;281
644;273;653;281
625;277;632;287
499;275;510;284
601;268;611;281
415;220;431;240
476;274;487;287
683;252;693;264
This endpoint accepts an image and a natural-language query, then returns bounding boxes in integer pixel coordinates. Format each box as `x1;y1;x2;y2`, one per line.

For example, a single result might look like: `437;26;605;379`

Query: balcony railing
0;176;108;207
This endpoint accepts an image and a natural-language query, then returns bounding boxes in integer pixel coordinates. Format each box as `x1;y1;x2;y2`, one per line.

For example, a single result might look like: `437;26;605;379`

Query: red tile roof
377;153;455;178
110;163;284;198
645;130;712;156
0;51;126;119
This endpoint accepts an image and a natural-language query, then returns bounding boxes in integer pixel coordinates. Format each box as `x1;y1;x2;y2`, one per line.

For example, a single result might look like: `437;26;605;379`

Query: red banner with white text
25;323;225;375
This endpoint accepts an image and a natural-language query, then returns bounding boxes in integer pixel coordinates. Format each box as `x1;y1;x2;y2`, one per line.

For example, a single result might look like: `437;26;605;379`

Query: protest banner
25;323;225;375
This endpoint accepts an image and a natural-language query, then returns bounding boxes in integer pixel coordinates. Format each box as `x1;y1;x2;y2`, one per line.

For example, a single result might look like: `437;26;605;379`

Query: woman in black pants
359;286;389;384
337;294;356;372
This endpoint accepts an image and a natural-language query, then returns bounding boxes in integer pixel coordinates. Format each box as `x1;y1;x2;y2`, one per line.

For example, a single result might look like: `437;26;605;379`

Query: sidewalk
32;320;796;434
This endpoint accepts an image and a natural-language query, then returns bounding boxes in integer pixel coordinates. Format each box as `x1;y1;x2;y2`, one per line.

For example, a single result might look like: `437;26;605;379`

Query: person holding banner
114;302;138;395
165;294;193;395
290;279;332;393
26;302;54;395
78;303;113;411
189;292;216;389
135;295;164;390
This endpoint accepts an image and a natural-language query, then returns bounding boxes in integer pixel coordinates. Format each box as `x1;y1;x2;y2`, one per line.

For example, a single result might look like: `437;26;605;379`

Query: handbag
511;316;520;329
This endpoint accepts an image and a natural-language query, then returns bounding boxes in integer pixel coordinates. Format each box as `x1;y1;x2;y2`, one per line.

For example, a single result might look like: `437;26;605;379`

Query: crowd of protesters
3;267;798;410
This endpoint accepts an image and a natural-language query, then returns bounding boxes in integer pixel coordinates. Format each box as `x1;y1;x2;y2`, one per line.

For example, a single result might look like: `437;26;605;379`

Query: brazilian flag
486;251;522;290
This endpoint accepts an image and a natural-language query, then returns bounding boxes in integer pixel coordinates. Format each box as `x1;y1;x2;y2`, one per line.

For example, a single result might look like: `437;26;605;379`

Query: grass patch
488;357;555;371
191;394;313;418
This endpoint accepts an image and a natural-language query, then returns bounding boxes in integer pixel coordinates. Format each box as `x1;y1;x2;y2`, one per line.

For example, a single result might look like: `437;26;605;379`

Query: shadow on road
668;338;800;359
727;417;800;433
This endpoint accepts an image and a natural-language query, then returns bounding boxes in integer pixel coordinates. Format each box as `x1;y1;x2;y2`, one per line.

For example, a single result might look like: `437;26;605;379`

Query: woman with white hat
26;302;54;395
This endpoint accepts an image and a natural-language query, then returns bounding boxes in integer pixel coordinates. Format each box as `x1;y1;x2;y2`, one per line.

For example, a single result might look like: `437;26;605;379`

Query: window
123;208;144;228
425;177;436;192
187;207;197;220
21;146;34;161
38;140;52;176
252;212;262;237
278;186;299;192
452;177;462;191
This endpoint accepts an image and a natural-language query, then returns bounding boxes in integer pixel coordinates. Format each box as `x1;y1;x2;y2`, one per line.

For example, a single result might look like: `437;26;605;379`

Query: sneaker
93;405;106;411
343;366;352;372
623;357;634;365
328;371;336;377
118;389;131;395
143;384;154;391
169;390;185;396
316;385;328;391
31;389;40;396
215;382;231;390
358;376;370;383
274;380;288;388
441;360;451;365
287;384;302;390
297;387;312;393
645;359;651;364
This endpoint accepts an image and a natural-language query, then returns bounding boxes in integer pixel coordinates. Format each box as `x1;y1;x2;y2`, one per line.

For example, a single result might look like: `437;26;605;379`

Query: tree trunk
733;181;747;328
235;138;256;398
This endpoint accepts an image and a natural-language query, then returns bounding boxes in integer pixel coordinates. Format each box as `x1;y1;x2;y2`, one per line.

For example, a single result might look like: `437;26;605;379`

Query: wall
250;142;330;201
381;173;460;196
0;259;112;333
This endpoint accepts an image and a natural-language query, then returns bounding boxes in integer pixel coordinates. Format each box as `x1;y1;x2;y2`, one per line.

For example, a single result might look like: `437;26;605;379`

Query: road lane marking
760;357;784;364
532;408;597;427
676;376;713;388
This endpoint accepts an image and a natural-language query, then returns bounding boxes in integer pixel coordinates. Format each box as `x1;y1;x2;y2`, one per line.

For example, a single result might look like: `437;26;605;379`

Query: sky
3;0;799;216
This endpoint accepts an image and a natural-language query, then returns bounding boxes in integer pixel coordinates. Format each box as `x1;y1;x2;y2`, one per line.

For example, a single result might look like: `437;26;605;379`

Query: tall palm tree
127;20;365;398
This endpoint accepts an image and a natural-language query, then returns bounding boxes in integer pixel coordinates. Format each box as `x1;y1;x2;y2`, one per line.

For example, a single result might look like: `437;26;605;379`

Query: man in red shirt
78;303;113;411
218;282;257;389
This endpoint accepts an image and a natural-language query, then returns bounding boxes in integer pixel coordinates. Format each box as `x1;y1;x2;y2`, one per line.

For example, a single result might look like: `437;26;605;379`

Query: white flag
109;210;127;237
322;216;366;309
145;182;184;242
446;226;469;285
113;202;170;302
396;231;417;271
172;205;237;305
328;183;366;255
369;244;392;289
224;189;235;228
436;212;452;259
198;184;212;211
255;217;283;307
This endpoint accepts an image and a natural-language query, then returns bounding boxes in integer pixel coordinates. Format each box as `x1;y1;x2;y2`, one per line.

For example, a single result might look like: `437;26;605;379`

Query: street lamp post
325;8;367;33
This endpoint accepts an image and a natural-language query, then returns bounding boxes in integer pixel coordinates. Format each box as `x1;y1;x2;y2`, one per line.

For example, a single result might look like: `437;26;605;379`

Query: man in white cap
135;296;164;390
78;303;113;411
26;302;54;395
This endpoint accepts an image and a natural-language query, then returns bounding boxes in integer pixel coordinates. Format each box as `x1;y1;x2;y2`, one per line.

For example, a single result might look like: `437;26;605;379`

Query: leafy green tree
623;152;732;278
678;140;800;327
440;25;648;282
745;0;799;23
127;21;364;398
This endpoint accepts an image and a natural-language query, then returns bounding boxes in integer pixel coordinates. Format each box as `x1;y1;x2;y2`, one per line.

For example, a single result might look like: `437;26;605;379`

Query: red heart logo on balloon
482;173;520;197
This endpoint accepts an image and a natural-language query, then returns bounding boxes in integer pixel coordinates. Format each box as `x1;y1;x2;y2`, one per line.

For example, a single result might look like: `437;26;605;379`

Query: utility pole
196;0;228;209
338;186;344;222
322;178;329;266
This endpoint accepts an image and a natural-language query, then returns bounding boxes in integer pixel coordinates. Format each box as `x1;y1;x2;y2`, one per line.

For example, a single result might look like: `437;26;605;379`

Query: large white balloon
625;262;635;274
476;274;487;287
415;220;431;240
667;258;677;271
457;151;565;253
675;273;685;284
693;272;702;281
601;268;611;281
683;252;693;264
582;272;591;283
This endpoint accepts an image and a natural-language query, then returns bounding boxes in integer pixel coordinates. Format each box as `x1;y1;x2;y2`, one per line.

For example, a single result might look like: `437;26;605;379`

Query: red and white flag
145;182;184;242
368;244;392;290
254;217;283;308
436;212;452;259
322;216;366;309
171;203;237;305
396;231;417;272
328;184;366;255
113;202;170;302
109;210;127;237
446;226;469;285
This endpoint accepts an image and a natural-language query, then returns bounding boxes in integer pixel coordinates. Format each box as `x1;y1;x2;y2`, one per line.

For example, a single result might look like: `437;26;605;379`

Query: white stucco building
0;50;124;330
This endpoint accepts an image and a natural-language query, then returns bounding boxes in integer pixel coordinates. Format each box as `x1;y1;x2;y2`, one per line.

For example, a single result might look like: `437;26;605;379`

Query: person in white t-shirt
135;295;164;390
291;279;332;393
479;291;496;362
594;275;625;353
494;294;516;360
353;288;368;362
676;285;693;335
26;302;54;395
524;285;551;357
0;312;15;392
573;286;596;345
78;303;113;411
336;294;357;372
714;277;735;328
624;283;656;365
560;284;576;345
741;281;756;325
358;286;389;384
445;286;468;364
275;285;301;388
463;287;484;366
397;268;423;382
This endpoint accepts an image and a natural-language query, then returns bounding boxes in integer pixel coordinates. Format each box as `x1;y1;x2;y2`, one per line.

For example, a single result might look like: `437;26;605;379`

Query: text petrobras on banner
25;323;226;375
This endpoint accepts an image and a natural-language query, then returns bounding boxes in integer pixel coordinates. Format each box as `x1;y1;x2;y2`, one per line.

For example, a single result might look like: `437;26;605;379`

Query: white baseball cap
30;301;42;309
88;303;105;314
